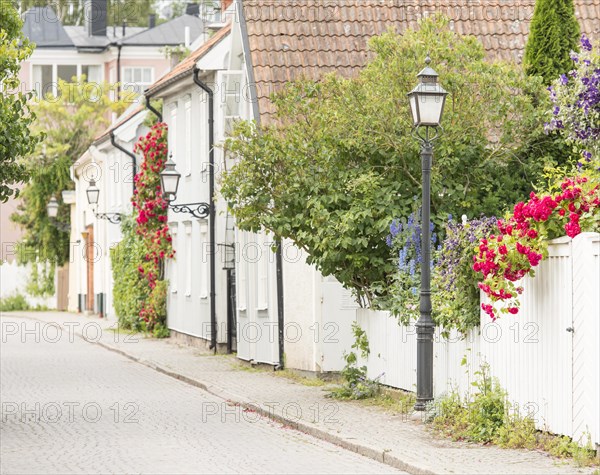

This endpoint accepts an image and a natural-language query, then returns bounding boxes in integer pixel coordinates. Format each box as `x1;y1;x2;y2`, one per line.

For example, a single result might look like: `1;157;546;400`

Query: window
32;64;103;99
184;96;192;176
199;222;209;299
107;152;122;208
257;233;270;310
82;65;102;83
237;232;248;311
122;67;153;94
169;223;178;293
32;65;53;98
57;65;77;83
184;222;192;297
221;72;243;137
169;103;178;162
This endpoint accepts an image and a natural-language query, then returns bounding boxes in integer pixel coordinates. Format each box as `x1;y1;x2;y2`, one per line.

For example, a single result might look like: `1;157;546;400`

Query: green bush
330;322;380;400
147;280;169;338
0;293;29;312
110;215;147;330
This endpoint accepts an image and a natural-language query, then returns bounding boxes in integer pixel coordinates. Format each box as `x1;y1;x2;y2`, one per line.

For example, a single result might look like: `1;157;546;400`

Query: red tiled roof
145;23;232;96
241;0;600;123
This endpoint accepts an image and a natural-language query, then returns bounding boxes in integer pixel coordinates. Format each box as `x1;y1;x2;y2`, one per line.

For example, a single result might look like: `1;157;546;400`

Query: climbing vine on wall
131;122;174;333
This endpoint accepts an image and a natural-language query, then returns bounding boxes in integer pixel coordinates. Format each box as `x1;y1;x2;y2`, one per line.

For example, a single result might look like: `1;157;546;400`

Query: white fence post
571;233;600;446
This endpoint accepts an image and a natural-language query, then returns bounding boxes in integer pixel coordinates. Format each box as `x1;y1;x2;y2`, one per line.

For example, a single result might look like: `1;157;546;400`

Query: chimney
185;3;200;16
84;0;107;37
148;13;156;28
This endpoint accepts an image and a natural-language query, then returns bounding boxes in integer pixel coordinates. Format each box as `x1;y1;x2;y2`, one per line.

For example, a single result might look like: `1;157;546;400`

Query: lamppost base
414;398;432;412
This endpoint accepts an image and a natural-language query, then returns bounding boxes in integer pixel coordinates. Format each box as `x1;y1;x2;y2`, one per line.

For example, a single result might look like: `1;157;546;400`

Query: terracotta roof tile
145;23;232;97
242;0;599;123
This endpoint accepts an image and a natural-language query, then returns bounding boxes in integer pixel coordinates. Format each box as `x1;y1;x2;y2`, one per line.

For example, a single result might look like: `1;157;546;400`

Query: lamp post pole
415;138;435;411
407;55;448;411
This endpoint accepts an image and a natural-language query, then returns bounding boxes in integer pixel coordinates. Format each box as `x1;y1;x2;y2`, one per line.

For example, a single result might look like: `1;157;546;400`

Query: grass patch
429;364;599;467
357;389;416;414
272;369;330;387
0;293;51;312
106;326;141;336
234;363;263;373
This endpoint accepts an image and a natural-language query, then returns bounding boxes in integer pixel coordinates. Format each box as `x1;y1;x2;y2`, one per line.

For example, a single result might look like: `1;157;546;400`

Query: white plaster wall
162;80;230;344
281;244;355;373
0;261;56;309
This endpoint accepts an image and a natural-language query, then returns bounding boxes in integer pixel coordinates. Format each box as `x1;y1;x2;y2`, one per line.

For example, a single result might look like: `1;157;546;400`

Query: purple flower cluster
387;209;436;276
581;34;593;52
546;35;600;144
436;216;497;293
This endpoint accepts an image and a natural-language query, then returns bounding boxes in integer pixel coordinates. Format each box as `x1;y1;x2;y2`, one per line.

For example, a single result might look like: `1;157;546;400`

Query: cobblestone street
0;315;403;474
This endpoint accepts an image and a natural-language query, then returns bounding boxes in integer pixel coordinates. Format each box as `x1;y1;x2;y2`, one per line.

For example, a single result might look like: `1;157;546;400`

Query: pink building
19;1;207;97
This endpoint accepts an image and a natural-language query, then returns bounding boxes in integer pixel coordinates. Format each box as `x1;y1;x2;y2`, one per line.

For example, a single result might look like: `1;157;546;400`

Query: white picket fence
356;233;600;446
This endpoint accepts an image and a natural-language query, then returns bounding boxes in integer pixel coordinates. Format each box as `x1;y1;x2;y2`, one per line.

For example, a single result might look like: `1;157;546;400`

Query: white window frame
199;221;209;299
256;234;269;311
237;231;248;311
121;67;154;86
169;223;178;294
169;102;178;163
184;221;192;297
217;71;244;139
184;95;192;177
32;63;105;98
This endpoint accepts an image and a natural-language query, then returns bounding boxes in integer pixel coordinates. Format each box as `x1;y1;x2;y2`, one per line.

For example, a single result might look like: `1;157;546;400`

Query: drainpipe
193;67;217;352
275;240;285;369
110;131;137;194
144;93;163;122
116;42;122;97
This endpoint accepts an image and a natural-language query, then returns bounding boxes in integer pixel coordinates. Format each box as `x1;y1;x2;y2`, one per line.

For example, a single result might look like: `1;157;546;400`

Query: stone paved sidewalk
5;311;596;475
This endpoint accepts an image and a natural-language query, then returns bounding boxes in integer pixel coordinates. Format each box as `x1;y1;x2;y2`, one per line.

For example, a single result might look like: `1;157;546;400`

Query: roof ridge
119;14;203;43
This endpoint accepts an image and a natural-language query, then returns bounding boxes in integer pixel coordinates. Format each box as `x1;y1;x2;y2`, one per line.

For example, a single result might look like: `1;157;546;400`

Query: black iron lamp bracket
168;202;211;219
95;212;123;224
412;125;443;146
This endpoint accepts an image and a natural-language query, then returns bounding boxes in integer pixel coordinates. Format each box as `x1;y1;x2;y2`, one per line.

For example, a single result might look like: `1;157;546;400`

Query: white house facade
70;107;148;319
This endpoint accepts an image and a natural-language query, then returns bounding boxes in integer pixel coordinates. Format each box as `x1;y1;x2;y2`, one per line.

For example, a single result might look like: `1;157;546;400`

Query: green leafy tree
11;79;127;267
524;0;580;84
0;2;39;201
222;16;562;304
19;0;157;27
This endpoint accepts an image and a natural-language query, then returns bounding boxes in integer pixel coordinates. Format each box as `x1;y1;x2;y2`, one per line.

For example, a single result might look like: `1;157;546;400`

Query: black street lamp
407;55;448;411
47;196;59;218
86;179;123;224
46;196;70;232
159;154;210;219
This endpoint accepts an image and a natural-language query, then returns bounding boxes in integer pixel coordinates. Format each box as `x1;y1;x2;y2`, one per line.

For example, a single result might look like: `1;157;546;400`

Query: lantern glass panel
418;93;445;126
86;185;99;205
47;198;59;218
408;93;419;126
160;172;180;198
